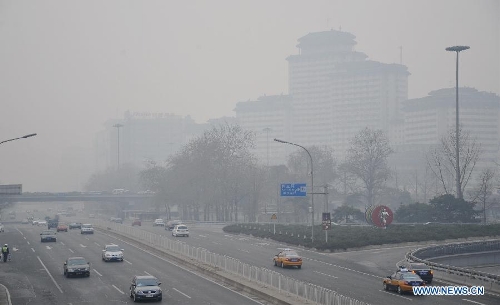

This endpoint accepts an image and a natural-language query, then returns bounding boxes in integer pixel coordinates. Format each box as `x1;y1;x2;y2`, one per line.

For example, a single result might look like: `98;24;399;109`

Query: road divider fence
94;220;369;305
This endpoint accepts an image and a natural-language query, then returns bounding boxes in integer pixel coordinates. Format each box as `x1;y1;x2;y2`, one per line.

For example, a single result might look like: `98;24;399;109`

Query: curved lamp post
0;133;37;145
446;45;469;199
274;138;315;242
113;124;123;169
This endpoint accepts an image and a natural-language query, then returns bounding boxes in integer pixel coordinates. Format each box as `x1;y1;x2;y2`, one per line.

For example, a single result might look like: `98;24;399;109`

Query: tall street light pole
113;124;123;169
446;45;469;199
274;138;315;242
0;133;37;145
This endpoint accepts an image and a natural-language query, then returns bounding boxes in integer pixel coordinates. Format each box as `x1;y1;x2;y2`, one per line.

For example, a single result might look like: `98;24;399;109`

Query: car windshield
106;246;120;252
284;251;299;256
82;224;92;228
68;259;87;266
136;279;158;287
177;226;187;230
411;263;429;269
41;231;54;235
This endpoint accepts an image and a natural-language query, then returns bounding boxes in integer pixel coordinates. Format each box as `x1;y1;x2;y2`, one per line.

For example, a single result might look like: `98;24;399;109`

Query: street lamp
446;45;469;199
274;138;315;242
113;124;123;169
0;133;37;145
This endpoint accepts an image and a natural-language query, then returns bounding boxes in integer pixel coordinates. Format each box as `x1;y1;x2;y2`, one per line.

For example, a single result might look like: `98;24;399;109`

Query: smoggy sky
0;0;498;191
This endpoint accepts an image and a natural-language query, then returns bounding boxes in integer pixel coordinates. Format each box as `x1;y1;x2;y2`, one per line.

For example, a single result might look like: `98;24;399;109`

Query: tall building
234;94;292;165
234;30;409;165
287;30;409;158
402;87;500;164
94;111;201;171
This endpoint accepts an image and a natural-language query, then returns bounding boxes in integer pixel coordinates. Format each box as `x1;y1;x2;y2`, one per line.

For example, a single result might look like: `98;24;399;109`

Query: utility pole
113;123;123;169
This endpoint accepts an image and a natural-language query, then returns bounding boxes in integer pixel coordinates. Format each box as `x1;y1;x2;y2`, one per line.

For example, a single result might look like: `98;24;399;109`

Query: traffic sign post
271;213;277;234
280;183;307;197
322;212;331;243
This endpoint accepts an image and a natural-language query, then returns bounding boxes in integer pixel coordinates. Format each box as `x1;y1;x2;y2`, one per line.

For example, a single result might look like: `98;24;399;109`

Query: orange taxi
273;249;302;269
383;270;426;294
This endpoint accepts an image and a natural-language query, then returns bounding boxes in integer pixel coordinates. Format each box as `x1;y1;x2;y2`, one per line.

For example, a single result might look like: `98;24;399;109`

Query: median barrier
94;220;369;305
406;239;500;294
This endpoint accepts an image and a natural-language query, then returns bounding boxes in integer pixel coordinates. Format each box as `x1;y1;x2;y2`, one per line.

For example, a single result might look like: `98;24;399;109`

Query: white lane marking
93;269;102;276
462;299;486;305
124;259;132;265
173;287;191;298
37;256;63;294
85;237;89;240
380;290;412;300
237;249;250;253
144;271;152;276
306;257;381;279
60;242;65;245
94;242;100;247
31;248;35;252
0;283;11;305
46;246;52;250
99;232;267;305
112;285;124;294
314;271;338;279
79;244;87;248
16;228;24;235
68;249;74;253
212;242;221;245
27;241;30;245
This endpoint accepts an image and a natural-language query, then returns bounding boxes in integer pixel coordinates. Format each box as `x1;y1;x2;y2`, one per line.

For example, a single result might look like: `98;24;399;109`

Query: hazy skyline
1;0;498;191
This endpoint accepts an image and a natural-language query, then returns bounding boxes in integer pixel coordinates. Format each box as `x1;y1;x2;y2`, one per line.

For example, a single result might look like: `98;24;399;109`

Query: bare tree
343;128;393;208
468;168;496;224
426;127;481;198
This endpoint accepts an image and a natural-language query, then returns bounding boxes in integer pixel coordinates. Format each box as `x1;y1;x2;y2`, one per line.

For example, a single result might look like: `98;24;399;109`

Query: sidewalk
0;283;12;305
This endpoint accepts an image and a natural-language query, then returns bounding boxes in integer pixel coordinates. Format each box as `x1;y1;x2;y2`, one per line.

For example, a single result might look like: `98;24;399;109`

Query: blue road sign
280;183;307;197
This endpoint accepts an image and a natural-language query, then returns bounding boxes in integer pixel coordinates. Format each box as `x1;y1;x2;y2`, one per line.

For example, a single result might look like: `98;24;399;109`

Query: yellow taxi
383;270;426;294
273;249;302;269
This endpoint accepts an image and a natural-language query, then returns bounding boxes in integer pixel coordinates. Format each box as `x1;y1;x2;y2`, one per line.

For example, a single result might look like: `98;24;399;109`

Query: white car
102;244;124;262
0;223;4;232
153;219;165;226
172;224;189;237
37;220;47;227
81;224;94;234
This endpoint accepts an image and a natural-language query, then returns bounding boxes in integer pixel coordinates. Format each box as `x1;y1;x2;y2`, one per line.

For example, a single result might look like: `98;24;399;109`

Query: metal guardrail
94;220;369;305
406;240;500;284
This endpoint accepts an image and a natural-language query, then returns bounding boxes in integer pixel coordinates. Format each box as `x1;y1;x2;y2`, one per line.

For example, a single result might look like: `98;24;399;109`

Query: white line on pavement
37;256;63;294
173;287;191;298
93;269;102;276
94;242;100;247
68;249;74;253
380;290;412;301
124;259;132;265
112;285;124;294
144;271;152;276
16;228;23;235
27;241;30;245
314;270;338;279
31;248;35;252
462;299;486;305
60;242;65;245
79;244;86;248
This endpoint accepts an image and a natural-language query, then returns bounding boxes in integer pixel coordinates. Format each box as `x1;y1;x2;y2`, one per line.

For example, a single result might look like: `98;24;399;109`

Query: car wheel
383;282;388;291
397;286;403;294
297;265;301;269
274;260;277;266
281;262;284;268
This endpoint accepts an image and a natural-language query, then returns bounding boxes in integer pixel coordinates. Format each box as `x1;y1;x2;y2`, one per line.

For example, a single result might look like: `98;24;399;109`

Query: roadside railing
94;220;369;305
406;239;500;284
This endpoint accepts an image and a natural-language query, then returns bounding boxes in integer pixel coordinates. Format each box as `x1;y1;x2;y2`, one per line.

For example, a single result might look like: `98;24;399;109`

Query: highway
1;207;499;305
0;221;270;305
128;220;500;305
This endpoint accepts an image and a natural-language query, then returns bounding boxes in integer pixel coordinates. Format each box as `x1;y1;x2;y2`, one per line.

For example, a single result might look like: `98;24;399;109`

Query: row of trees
85;122;498;224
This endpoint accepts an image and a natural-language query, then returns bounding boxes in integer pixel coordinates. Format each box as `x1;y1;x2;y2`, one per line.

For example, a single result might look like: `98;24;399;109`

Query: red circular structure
370;205;393;228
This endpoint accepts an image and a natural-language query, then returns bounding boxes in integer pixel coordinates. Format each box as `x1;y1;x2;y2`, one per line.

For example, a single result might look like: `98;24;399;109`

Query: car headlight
105;253;111;257
136;290;145;295
68;268;75;272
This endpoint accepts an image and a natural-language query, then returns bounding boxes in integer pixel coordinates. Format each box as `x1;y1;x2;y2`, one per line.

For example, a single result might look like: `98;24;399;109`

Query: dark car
383;270;426;294
129;275;162;302
110;217;123;224
40;230;57;242
69;222;82;229
399;261;433;283
166;220;181;231
63;257;90;278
